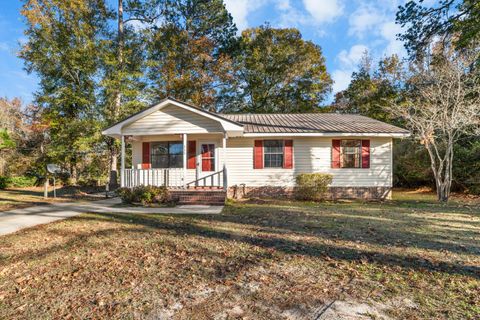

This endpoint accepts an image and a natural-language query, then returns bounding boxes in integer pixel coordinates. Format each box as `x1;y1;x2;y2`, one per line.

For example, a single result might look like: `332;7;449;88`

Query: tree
332;53;405;123
144;0;237;110
20;0;111;182
221;25;332;113
397;0;480;57
388;46;480;201
0;130;15;151
102;0;147;188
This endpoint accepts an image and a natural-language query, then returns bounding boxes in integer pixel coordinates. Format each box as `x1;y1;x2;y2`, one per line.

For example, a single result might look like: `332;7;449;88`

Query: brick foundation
170;190;226;205
228;186;392;200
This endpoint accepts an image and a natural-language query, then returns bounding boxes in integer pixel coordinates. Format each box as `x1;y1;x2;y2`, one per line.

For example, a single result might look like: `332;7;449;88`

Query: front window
341;140;361;168
151;141;183;168
264;140;284;168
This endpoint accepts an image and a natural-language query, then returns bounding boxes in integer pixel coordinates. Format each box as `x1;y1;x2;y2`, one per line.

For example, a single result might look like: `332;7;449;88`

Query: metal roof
220;113;409;134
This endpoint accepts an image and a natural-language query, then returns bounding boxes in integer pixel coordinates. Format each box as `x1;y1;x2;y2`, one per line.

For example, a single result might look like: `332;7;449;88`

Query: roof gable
123;104;223;135
102;98;244;137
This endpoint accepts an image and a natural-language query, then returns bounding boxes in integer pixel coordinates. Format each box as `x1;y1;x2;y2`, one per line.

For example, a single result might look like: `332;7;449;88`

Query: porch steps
170;190;226;206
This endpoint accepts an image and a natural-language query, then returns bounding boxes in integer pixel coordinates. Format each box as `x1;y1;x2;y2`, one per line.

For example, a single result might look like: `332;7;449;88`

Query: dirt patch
314;300;392;320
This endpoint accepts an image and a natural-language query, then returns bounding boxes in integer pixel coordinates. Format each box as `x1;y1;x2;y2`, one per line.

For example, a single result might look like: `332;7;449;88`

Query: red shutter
283;140;293;169
362;140;370;168
142;142;151;169
331;139;341;168
187;141;196;169
254;140;263;169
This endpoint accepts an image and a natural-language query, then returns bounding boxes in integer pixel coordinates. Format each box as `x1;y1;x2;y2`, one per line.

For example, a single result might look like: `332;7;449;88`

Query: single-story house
102;97;409;203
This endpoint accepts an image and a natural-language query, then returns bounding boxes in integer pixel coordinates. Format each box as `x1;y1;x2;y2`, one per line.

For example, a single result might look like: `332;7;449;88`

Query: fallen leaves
0;197;478;319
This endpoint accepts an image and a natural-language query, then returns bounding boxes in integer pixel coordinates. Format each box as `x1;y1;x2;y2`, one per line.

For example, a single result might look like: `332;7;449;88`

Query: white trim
102;98;243;136
120;135;125;187
182;133;187;188
243;132;410;138
198;140;218;177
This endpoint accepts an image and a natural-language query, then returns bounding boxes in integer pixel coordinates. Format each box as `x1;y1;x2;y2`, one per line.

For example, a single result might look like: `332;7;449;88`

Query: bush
9;176;37;188
0;176;10;189
0;175;37;189
116;185;170;205
295;173;333;201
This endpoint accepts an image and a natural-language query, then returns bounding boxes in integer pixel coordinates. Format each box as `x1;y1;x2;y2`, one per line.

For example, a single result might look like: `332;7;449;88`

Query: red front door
201;144;215;172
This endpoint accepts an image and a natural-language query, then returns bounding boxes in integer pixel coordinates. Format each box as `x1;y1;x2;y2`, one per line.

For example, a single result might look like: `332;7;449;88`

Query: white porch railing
186;166;227;189
123;168;184;188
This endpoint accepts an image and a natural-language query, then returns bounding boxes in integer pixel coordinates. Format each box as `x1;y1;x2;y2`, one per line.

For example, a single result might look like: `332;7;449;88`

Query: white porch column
222;133;227;191
182;133;187;188
120;135;125;187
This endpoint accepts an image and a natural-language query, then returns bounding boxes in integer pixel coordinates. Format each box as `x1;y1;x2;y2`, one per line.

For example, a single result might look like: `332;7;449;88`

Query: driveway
0;197;223;236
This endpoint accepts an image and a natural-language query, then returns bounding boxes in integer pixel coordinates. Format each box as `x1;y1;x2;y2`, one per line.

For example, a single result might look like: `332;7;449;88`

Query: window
201;144;215;171
150;141;183;168
264;140;284;168
341;140;361;168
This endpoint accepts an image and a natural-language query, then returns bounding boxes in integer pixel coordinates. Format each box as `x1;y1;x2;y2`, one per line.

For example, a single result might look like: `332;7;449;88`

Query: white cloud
348;5;386;38
302;0;344;24
224;0;266;32
332;44;369;93
380;21;406;56
332;69;352;93
347;2;406;58
275;0;291;11
275;0;311;28
337;44;369;68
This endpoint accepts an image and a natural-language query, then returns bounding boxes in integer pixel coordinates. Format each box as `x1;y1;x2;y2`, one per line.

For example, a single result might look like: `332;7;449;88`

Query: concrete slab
0;198;223;236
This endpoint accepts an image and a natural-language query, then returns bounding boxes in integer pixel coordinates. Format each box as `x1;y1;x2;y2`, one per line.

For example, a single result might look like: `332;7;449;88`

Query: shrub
0;176;10;189
295;173;333;201
116;188;134;204
0;175;37;189
116;185;170;205
9;176;37;188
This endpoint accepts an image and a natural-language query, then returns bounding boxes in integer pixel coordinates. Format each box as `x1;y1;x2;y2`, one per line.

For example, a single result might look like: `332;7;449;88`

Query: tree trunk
109;144;119;189
426;141;453;202
109;0;124;189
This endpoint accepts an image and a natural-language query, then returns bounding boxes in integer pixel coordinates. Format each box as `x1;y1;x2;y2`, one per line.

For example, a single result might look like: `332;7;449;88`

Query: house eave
242;132;410;138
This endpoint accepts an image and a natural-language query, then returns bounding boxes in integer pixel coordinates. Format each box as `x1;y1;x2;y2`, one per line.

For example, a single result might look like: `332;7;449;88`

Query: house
102;97;410;204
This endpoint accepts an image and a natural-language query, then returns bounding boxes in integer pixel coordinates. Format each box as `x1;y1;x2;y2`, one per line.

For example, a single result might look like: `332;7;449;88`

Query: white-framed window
341;140;361;168
264;140;284;168
150;141;183;168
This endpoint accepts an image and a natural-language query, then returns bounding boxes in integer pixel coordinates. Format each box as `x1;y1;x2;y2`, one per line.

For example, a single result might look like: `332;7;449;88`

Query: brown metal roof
220;113;409;134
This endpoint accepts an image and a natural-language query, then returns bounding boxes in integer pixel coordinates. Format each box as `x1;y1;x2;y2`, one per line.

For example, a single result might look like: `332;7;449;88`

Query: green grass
0;190;478;319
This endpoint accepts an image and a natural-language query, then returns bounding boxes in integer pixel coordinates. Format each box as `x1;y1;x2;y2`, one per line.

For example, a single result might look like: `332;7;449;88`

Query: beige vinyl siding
225;137;392;187
123;105;223;135
131;135;392;187
131;134;224;184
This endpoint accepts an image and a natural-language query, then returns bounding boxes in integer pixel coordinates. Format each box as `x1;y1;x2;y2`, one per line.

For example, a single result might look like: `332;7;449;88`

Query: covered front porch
102;98;244;195
119;133;228;190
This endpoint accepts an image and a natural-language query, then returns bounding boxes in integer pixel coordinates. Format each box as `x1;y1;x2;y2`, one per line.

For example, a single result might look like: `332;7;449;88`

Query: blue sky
0;0;415;105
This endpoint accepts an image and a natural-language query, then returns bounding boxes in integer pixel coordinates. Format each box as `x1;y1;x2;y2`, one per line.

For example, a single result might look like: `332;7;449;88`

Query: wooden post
120;135;125;187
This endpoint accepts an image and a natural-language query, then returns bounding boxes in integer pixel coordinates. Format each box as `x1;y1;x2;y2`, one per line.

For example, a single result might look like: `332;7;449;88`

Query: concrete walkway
0;198;223;236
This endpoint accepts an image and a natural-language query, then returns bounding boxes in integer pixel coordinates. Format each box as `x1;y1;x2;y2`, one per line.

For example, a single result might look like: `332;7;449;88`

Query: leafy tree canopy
397;0;480;57
221;25;332;113
143;0;237;110
332;53;404;123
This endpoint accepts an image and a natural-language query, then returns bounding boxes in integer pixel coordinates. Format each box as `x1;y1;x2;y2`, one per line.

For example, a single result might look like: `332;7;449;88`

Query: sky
0;0;417;105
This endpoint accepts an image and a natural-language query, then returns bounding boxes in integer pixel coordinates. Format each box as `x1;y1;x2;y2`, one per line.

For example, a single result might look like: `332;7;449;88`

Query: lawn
0;186;105;211
0;190;479;319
